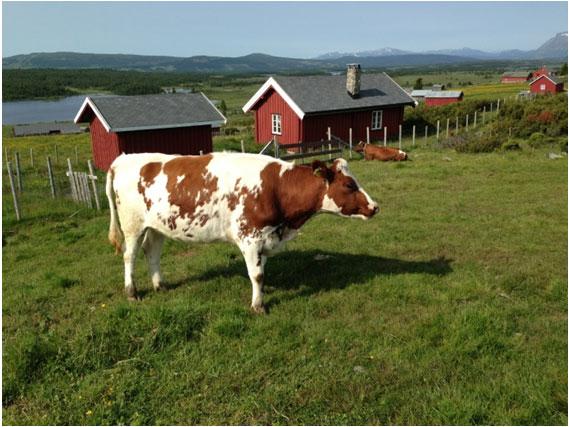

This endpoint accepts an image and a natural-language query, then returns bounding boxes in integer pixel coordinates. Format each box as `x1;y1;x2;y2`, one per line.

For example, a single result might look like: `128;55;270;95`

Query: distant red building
501;71;531;84
242;65;416;145
424;91;464;107
75;93;226;170
529;75;564;95
532;66;552;79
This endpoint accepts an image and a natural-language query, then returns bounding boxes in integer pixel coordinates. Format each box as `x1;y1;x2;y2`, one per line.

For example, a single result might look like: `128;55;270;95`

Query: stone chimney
346;64;361;98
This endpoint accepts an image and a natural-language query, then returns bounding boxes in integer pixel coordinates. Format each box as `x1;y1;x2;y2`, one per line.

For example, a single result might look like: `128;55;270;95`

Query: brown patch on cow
137;162;163;210
162;155;218;230
237;162;329;238
255;273;264;284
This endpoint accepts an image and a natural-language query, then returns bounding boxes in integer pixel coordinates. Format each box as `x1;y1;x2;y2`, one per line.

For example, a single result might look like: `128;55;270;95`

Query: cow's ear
311;160;334;182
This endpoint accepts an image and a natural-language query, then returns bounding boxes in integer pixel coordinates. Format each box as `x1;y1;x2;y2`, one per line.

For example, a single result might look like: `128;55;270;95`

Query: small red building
242;66;416;145
501;71;531;84
529;75;564;95
532;66;551;79
74;93;226;170
424;91;464;107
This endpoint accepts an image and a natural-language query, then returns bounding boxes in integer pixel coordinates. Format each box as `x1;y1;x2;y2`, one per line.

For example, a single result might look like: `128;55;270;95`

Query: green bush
443;131;504;153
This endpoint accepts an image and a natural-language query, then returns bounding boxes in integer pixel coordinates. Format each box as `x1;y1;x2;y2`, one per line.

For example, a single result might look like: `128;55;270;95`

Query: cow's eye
346;181;358;191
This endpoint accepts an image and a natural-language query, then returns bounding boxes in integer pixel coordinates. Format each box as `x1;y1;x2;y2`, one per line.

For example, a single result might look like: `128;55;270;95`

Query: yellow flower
101;304;106;308
85;410;93;416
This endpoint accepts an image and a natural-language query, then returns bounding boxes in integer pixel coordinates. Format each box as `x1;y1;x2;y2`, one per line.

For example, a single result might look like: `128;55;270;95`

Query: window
371;110;383;130
271;114;282;135
540;84;546;91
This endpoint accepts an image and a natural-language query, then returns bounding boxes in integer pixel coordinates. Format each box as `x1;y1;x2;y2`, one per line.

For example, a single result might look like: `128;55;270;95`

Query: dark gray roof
273;73;415;114
531;74;562;84
13;122;83;137
76;93;226;132
502;71;531;78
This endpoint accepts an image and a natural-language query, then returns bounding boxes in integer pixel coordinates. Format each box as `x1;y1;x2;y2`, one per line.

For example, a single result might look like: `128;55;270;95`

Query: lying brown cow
354;141;408;161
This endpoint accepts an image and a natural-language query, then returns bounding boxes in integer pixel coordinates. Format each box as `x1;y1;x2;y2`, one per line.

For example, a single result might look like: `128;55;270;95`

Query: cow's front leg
241;243;267;314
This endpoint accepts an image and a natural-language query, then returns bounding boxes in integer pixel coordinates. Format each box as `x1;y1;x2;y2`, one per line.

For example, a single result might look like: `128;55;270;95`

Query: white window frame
371;110;383;130
540;84;546;91
271;113;282;135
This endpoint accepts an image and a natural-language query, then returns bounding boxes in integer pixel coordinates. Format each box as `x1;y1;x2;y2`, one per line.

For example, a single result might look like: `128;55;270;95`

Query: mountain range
316;32;568;61
3;32;566;73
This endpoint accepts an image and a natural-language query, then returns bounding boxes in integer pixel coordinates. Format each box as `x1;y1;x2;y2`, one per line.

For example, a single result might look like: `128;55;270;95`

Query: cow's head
312;159;379;219
353;141;366;153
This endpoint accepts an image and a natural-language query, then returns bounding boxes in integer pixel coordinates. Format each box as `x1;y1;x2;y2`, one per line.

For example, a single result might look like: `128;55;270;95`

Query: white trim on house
529;74;560;86
242;77;306;119
200;91;228;125
382;72;419;107
74;97;112;132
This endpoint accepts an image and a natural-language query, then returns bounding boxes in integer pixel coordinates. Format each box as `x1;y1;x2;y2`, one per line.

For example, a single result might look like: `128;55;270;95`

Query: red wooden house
529;74;564;95
424;91;464;107
242;65;416;145
501;71;531;84
74;93;226;170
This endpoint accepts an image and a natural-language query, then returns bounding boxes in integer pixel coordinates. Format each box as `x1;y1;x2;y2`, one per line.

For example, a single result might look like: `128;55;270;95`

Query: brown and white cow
106;152;378;313
354;141;408;161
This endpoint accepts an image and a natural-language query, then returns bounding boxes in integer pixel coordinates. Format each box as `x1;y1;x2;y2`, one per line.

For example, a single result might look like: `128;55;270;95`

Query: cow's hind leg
241;243;267;314
142;228;166;291
123;230;145;301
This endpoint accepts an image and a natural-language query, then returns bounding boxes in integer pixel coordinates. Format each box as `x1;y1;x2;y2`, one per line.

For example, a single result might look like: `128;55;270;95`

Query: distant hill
3;32;566;73
2;51;472;73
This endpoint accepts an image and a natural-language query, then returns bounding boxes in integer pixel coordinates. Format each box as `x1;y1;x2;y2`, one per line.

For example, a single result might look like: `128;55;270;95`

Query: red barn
74;93;226;170
501;71;531;84
529;75;564;95
242;66;416;146
424;91;464;107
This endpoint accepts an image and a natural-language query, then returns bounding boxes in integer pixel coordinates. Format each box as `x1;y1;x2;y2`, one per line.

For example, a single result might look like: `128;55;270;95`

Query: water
2;95;97;125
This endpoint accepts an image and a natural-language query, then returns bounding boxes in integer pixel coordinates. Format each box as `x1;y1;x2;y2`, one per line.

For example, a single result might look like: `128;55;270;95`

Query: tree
218;99;227;116
560;63;568;76
413;78;423;90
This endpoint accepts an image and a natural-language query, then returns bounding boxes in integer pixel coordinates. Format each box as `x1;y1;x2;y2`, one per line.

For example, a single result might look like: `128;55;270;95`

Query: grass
2;128;567;424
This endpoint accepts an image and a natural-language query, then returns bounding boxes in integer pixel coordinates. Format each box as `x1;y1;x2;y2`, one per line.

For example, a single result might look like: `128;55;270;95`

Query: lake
2;95;99;125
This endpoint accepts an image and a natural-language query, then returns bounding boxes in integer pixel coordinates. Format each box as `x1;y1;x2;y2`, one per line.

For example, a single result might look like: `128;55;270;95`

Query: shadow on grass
192;250;453;308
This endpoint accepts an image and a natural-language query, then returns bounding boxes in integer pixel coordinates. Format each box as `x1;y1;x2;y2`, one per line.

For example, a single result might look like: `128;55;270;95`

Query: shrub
443;131;503;153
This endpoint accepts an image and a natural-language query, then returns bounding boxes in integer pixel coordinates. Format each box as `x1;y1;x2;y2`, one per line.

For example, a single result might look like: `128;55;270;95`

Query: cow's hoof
125;286;140;301
153;283;167;292
251;304;266;315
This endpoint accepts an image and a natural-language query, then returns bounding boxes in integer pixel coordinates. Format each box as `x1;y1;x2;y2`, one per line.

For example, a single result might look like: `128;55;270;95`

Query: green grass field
2;129;567;425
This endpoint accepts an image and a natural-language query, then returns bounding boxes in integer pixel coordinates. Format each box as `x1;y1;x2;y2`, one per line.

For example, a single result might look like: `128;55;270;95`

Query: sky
2;1;567;58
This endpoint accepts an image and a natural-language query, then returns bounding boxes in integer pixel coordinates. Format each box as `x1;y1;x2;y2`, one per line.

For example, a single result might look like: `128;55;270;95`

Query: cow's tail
106;167;123;255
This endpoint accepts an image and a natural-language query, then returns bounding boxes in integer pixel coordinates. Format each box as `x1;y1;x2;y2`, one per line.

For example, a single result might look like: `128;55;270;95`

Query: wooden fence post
15;152;22;192
424;125;428;142
30;148;34;168
398;125;402;149
508;127;512;138
497;99;500;112
240;140;245;153
474;111;477;128
366;127;370;144
47;156;56;198
327;127;332;141
483;106;486;124
412;125;416;146
490;103;493;113
4;147;9;164
455;116;459;133
446;118;450;138
466;114;469;132
349;128;353;159
199;150;203;156
7;161;21;221
383;127;387;146
436;120;440;140
67;158;78;202
88;160;101;211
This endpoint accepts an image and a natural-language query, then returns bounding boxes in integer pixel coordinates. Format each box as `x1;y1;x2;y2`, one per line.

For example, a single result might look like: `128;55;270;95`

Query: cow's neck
276;165;328;230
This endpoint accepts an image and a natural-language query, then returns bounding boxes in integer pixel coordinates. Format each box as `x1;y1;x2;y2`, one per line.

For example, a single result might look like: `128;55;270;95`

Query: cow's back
111;152;293;243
